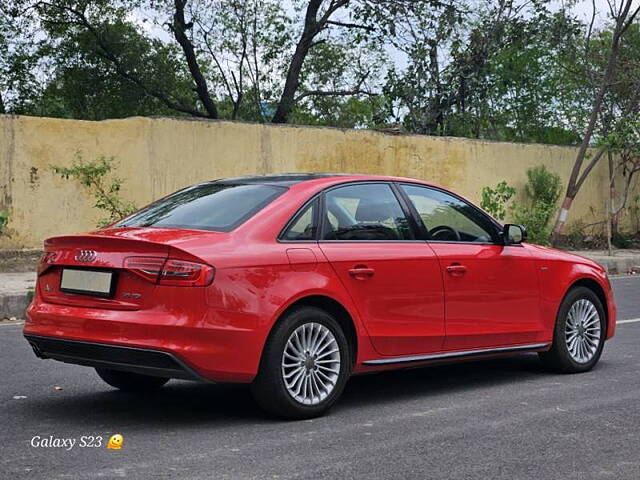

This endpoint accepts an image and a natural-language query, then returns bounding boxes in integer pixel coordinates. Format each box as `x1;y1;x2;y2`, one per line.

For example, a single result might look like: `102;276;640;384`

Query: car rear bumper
24;299;266;383
25;334;207;381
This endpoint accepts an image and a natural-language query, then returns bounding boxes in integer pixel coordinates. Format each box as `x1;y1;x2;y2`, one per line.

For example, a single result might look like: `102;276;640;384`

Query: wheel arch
269;295;358;366
565;277;609;336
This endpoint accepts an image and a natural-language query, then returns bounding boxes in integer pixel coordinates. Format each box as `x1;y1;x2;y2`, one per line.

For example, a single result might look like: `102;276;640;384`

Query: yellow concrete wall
0;114;637;249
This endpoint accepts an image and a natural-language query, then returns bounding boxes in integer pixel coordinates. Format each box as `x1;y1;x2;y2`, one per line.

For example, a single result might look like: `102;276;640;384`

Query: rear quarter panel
203;240;378;377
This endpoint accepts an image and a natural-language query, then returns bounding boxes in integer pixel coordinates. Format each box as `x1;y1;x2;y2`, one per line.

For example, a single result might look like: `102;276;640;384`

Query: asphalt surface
2;276;639;479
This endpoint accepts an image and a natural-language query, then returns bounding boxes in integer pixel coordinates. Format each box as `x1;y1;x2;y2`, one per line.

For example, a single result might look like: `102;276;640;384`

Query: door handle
446;264;467;275
348;266;375;279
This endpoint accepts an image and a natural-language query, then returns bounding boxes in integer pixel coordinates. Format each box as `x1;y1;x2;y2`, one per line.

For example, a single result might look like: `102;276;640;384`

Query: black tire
251;306;352;420
538;286;606;373
95;368;169;392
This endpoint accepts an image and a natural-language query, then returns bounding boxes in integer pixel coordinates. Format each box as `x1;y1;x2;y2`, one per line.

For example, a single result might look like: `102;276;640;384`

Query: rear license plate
60;268;116;297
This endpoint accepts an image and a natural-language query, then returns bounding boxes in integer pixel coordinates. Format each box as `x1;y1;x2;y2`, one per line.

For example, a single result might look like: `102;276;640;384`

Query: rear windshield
116;183;285;232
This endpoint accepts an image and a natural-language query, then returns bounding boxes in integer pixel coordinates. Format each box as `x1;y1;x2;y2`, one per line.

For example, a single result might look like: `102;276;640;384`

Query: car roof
215;173;348;186
214;173;436;188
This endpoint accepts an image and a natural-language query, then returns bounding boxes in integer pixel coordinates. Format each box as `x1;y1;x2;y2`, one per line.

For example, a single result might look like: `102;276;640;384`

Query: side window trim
318;181;418;242
395;182;502;244
391;182;430;240
278;195;320;242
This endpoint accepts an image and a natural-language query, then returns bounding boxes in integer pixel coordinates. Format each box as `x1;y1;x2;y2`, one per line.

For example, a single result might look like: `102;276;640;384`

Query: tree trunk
271;34;315;124
549;0;636;245
172;0;218;119
607;153;614;256
609;155;621;238
271;0;329;124
0;90;5;114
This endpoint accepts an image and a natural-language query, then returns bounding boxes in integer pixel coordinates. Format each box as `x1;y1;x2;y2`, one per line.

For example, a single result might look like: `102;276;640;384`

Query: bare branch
295;89;377;102
584;0;597;59
621;4;640;35
575;148;607;192
200;26;236;107
317;0;350;28
325;20;375;32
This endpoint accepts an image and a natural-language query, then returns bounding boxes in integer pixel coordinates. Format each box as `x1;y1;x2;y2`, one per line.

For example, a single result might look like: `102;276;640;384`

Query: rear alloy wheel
96;368;169;392
539;286;605;373
251;306;351;419
282;322;341;405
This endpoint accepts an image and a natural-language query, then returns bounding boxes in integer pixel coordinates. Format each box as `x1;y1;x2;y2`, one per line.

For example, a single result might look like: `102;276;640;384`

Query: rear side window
322;184;412;241
117;183;285;232
282;200;317;241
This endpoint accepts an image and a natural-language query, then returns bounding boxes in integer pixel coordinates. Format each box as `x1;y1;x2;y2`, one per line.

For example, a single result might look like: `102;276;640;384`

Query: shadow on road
17;353;558;427
341;353;548;407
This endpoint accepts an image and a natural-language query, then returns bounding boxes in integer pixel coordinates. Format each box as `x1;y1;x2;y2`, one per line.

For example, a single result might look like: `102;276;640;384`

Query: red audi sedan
25;174;616;418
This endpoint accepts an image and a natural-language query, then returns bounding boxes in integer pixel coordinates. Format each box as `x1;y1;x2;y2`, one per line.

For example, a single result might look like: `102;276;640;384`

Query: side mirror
503;224;527;245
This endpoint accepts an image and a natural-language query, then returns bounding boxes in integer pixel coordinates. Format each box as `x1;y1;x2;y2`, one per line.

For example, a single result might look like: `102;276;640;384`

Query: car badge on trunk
75;250;97;262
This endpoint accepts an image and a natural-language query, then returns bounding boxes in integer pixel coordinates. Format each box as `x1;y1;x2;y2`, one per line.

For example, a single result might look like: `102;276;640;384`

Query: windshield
116;183;285;232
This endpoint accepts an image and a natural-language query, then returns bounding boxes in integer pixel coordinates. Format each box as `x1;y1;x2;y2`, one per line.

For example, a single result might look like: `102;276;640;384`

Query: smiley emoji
107;434;124;450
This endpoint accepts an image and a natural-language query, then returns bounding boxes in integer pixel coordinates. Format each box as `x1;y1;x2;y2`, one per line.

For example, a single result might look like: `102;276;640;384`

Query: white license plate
60;269;115;297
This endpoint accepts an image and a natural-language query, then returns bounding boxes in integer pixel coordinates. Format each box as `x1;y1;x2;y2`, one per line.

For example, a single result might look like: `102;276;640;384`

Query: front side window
400;185;496;243
117;183;285;232
323;184;412;241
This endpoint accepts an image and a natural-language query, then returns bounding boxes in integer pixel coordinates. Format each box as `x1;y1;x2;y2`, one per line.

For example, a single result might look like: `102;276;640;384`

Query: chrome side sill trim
362;342;551;366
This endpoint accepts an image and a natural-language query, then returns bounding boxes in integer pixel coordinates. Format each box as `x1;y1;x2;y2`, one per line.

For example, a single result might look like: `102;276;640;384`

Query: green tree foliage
5;0;402;126
52;156;137;226
480;181;516;221
549;1;640;243
1;0;639;147
38;25;195;120
481;168;563;243
383;1;585;143
0;208;9;236
512;165;562;245
0;4;43;114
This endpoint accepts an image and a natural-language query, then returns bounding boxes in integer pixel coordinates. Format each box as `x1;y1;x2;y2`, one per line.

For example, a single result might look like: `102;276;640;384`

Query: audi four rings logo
75;250;97;262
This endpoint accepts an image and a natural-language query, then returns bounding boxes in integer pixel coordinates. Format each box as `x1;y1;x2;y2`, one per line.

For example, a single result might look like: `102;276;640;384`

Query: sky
131;1;638;42
555;0;640;23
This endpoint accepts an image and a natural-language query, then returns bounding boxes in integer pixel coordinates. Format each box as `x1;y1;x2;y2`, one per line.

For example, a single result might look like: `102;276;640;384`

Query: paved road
2;277;639;479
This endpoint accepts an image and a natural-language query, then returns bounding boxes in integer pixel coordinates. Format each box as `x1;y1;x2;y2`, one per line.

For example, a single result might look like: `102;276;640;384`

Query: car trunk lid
38;227;224;310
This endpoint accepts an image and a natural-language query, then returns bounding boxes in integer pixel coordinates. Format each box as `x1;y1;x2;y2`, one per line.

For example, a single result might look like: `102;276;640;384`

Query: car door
318;182;445;357
398;184;544;351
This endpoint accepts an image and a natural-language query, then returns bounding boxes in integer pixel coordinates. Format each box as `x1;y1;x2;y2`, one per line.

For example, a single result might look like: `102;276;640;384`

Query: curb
0;249;42;260
589;258;640;275
1;294;32;320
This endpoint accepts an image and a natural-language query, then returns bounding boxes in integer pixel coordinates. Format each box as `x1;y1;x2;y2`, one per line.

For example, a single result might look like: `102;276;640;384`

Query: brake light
124;257;214;286
37;251;59;275
159;259;215;286
124;256;165;282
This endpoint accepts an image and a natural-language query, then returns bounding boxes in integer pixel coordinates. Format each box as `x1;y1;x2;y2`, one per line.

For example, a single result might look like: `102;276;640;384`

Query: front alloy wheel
539;286;605;373
565;299;601;364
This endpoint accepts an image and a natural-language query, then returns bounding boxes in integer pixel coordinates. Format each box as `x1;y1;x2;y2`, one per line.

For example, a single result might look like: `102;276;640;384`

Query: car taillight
124;257;166;283
124;257;214;287
159;259;215;286
37;251;59;275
